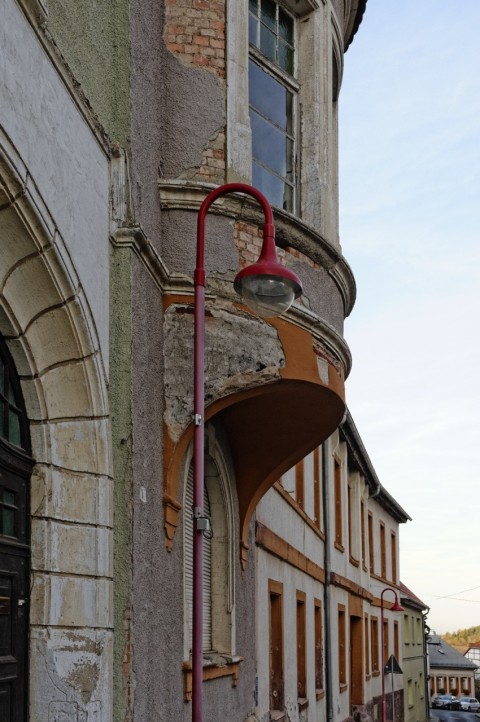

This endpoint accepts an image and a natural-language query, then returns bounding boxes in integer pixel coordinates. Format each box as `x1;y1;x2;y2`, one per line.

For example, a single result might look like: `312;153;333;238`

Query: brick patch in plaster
164;300;285;443
179;127;226;184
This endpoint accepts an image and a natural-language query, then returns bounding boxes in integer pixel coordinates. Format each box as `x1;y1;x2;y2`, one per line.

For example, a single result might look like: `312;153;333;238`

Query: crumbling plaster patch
164;300;285;443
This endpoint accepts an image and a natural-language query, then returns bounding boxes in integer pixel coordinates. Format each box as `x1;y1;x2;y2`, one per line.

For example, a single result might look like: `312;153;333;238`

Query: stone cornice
158;179;356;317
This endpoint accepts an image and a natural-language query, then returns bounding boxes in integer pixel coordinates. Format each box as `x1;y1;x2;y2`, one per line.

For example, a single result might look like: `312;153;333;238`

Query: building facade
428;634;478;702
255;412;410;722
400;583;429;722
0;0;398;721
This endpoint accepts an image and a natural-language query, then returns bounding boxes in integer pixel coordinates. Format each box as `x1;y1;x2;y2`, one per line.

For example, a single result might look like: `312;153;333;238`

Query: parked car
432;694;461;710
458;696;480;712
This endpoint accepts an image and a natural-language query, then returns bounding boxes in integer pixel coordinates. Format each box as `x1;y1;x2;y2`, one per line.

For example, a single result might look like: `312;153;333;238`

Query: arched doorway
0;337;33;722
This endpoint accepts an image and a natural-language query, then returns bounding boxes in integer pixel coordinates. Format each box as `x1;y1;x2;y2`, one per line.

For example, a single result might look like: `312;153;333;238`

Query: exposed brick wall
234;221;322;271
165;1;227;182
164;0;226;78
179;128;226;184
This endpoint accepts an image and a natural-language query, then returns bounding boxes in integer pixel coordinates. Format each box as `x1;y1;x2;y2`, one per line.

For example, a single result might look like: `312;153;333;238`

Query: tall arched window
183;429;236;662
0;336;33;722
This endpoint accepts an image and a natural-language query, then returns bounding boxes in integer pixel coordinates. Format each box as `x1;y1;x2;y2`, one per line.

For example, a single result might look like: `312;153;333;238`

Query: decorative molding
163;493;182;551
256;522;325;584
182;657;243;702
329;571;373;602
158;179;356;311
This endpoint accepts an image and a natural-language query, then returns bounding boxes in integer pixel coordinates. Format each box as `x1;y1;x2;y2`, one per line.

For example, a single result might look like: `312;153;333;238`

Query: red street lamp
380;587;404;722
192;183;302;722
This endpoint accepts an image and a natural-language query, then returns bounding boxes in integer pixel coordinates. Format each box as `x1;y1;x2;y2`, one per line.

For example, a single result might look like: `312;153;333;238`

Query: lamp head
234;224;302;318
391;599;404;612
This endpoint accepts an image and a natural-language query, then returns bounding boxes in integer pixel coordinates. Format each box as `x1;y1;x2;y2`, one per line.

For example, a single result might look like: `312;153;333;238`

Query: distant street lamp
192;183;302;722
380;587;404;722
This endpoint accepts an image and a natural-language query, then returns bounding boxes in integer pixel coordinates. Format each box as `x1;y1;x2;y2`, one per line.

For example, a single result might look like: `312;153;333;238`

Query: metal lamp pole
380;587;404;722
192;183;302;722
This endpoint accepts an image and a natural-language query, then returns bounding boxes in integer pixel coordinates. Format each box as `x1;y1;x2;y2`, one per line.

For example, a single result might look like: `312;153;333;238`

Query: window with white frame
248;0;297;212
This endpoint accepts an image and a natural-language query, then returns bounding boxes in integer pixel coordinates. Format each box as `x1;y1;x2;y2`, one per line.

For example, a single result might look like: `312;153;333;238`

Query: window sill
340;684;348;694
182;655;244;702
349;555;360;568
372;670;380;678
316;689;325;701
298;697;309;711
334;541;345;553
270;710;286;722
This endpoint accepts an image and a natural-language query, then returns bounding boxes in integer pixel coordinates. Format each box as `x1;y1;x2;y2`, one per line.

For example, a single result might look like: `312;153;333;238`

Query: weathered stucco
46;0;131;145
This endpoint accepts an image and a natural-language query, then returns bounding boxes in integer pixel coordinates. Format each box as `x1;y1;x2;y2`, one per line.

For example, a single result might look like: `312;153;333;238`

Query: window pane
278;8;293;43
252;162;285;209
0;358;4;395
0;400;5;438
3;490;15;506
260;24;276;63
261;0;276;30
249;60;288;130
8;411;20;446
249;13;258;46
250;111;287;176
0;576;12;656
2;508;15;536
249;0;258;13
278;40;294;75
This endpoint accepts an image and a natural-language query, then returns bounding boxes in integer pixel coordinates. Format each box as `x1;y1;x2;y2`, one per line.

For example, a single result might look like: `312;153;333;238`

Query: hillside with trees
442;626;480;651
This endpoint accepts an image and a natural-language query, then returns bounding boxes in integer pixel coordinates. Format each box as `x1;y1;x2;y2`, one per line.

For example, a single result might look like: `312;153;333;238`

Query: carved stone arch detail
0;132;112;717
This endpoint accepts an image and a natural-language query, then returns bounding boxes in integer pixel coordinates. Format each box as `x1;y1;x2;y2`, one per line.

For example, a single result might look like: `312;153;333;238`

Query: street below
432;710;480;722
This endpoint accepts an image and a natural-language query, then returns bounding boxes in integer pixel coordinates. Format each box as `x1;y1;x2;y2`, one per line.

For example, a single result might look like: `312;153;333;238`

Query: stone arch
0;136;112;718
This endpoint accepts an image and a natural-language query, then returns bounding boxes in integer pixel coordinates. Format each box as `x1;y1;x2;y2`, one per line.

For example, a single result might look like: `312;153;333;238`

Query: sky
339;0;480;635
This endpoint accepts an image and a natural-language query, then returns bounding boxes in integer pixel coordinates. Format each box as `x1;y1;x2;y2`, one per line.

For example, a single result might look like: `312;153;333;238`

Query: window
394;620;399;661
314;599;324;694
364;614;370;677
416;617;422;645
269;580;284;711
360;500;366;570
295;459;304;510
383;618;389;668
380;522;386;578
0;347;28;450
249;0;297;211
347;482;352;557
338;604;346;688
368;512;374;574
184;467;213;652
313;447;321;529
390;531;397;583
404;613;410;644
296;591;306;699
183;443;236;661
371;617;379;674
334;458;343;550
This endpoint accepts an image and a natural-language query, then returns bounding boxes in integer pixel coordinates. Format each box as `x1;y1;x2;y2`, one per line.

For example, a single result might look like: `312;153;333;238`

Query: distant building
427;634;477;700
400;583;429;722
464;641;480;692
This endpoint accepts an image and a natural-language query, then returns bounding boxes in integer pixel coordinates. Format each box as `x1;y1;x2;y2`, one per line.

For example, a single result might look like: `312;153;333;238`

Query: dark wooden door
0;456;31;722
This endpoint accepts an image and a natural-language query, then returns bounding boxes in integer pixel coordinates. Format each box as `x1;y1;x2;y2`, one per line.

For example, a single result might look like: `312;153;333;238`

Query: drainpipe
423;616;431;720
322;437;334;722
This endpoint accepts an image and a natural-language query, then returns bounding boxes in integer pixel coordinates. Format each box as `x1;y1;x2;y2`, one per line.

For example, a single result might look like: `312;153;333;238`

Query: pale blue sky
339;0;480;634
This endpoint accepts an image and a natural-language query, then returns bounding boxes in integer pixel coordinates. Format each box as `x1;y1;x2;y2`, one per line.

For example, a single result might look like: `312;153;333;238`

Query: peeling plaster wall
164;301;285;442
